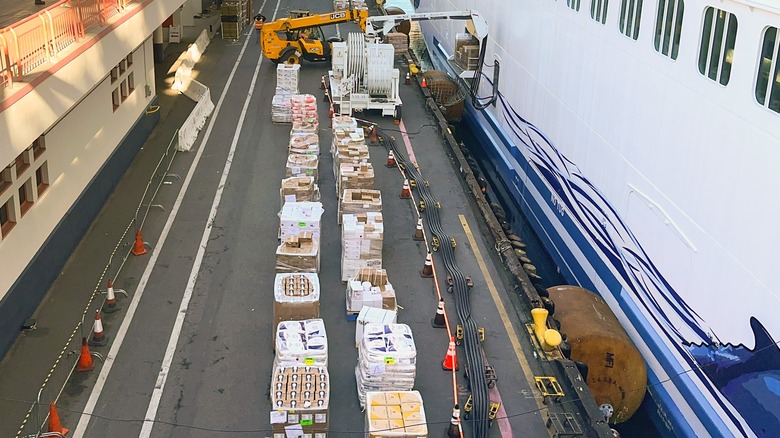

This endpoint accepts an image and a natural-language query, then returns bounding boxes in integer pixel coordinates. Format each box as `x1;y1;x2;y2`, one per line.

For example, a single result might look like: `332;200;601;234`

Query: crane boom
365;10;488;40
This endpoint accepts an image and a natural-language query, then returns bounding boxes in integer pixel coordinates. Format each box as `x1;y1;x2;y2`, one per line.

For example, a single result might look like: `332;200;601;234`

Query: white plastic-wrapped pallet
271;94;292;123
276;63;300;94
279;201;324;241
275;319;328;367
356;323;417;408
290;94;318;131
364;391;428;437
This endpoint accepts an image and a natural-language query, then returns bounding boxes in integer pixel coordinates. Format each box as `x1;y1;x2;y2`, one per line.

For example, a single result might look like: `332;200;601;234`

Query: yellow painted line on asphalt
458;214;546;405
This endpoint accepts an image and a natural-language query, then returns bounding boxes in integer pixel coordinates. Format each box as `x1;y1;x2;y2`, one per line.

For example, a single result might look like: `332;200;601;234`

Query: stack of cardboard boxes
346;267;397;312
270;365;329;437
276;232;320;273
286;154;319;182
337;162;375;196
271;64;300;123
341;214;384;282
338;189;382;224
280;176;320;208
364;391;428;437
273;273;321;330
279;201;324;241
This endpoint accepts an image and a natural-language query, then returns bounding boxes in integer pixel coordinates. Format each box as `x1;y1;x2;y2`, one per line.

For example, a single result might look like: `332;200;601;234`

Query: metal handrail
0;0;130;88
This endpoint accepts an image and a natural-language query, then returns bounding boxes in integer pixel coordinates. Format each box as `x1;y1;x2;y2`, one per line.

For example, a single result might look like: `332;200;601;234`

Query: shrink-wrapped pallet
341;214;384;282
291;94;318;130
286;154;319;182
276;63;300;95
331;115;358;131
280;176;320;208
338;189;381;224
271;94;292;123
356;307;397;346
331;127;365;155
276;232;320;273
356;324;417;408
270;365;329;433
289;132;319;155
273;273;320;328
337;162;374;196
346;267;395;311
365;391;428;437
279;202;323;241
275;319;328;367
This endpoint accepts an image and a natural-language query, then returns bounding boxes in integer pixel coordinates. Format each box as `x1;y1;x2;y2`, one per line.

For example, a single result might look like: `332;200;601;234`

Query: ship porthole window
654;0;684;59
591;0;609;24
698;7;738;86
619;0;643;40
755;26;780;114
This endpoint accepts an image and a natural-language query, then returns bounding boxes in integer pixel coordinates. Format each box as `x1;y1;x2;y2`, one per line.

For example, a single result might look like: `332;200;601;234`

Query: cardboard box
274;273;320;328
270;365;329;433
280;176;320;208
338;190;381;224
365;391;427;437
356;306;398;345
286;154;319;182
276;232;320;273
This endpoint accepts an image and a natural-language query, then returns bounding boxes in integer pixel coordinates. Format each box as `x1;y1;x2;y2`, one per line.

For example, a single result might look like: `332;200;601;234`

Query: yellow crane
259;9;369;64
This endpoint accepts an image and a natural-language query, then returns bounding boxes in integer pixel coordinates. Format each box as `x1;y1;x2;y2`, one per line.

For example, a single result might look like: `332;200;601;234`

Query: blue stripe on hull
462;99;729;437
0;99;160;358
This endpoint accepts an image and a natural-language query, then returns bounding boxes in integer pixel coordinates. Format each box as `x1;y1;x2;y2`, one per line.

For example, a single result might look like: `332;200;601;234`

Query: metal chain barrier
15;130;180;438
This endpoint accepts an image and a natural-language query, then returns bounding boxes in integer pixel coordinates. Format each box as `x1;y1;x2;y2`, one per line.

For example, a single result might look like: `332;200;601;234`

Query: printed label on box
270;411;287;424
384;357;395;365
315;413;327;423
287;413;299;423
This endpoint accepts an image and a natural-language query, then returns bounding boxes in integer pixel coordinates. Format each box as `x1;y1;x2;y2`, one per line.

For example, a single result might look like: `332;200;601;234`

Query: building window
111;66;119;84
15;150;30;177
568;0;581;11
619;0;642;40
699;7;738;86
654;0;684;59
128;72;135;92
35;163;49;197
0;198;15;237
119;59;127;75
591;0;609;24
126;53;133;67
32;136;46;159
0;166;10;195
756;26;780;114
18;179;32;217
121;80;128;102
112;88;120;111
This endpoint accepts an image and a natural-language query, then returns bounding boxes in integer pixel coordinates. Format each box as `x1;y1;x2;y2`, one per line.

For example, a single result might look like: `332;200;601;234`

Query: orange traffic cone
442;337;458;371
103;279;121;313
88;310;109;347
413;218;424;241
432;299;446;328
76;337;94;372
421;252;434;278
386;150;397;168
421;76;427;88
446;404;460;437
47;401;69;436
132;229;147;256
400;179;411;199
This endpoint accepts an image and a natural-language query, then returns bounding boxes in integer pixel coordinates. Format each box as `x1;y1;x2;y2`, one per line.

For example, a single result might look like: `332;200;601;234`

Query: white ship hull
415;0;780;436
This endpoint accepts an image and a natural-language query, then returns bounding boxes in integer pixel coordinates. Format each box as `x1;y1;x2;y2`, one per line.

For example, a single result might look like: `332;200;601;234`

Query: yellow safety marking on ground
459;214;548;410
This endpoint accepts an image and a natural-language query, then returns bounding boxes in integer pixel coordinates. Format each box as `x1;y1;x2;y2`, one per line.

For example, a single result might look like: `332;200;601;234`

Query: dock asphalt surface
0;1;562;436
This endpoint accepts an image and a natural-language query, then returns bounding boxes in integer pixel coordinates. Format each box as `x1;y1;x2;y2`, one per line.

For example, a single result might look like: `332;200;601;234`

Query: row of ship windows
0;138;49;240
565;0;780;114
111;54;135;112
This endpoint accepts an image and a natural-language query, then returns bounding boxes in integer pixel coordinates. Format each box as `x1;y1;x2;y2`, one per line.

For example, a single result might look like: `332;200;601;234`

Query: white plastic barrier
177;85;214;152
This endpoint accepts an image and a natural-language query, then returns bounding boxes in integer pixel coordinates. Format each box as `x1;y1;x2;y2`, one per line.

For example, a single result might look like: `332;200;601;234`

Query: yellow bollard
531;308;562;351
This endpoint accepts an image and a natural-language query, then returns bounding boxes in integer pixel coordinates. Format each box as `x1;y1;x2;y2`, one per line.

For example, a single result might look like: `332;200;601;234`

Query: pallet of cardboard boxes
364;391;428;437
276;232;320;273
270;365;329;436
338;189;381;225
273;273;320;330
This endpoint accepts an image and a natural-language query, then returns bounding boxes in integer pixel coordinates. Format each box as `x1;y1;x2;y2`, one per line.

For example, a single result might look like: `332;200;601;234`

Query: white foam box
356;306;398;346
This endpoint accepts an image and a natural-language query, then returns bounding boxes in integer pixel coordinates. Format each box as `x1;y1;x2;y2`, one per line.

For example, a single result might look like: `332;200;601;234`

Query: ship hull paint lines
416;0;780;433
70;0;277;436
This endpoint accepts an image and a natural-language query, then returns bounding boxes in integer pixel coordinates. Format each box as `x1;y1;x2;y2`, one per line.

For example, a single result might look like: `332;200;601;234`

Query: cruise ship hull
415;0;780;436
